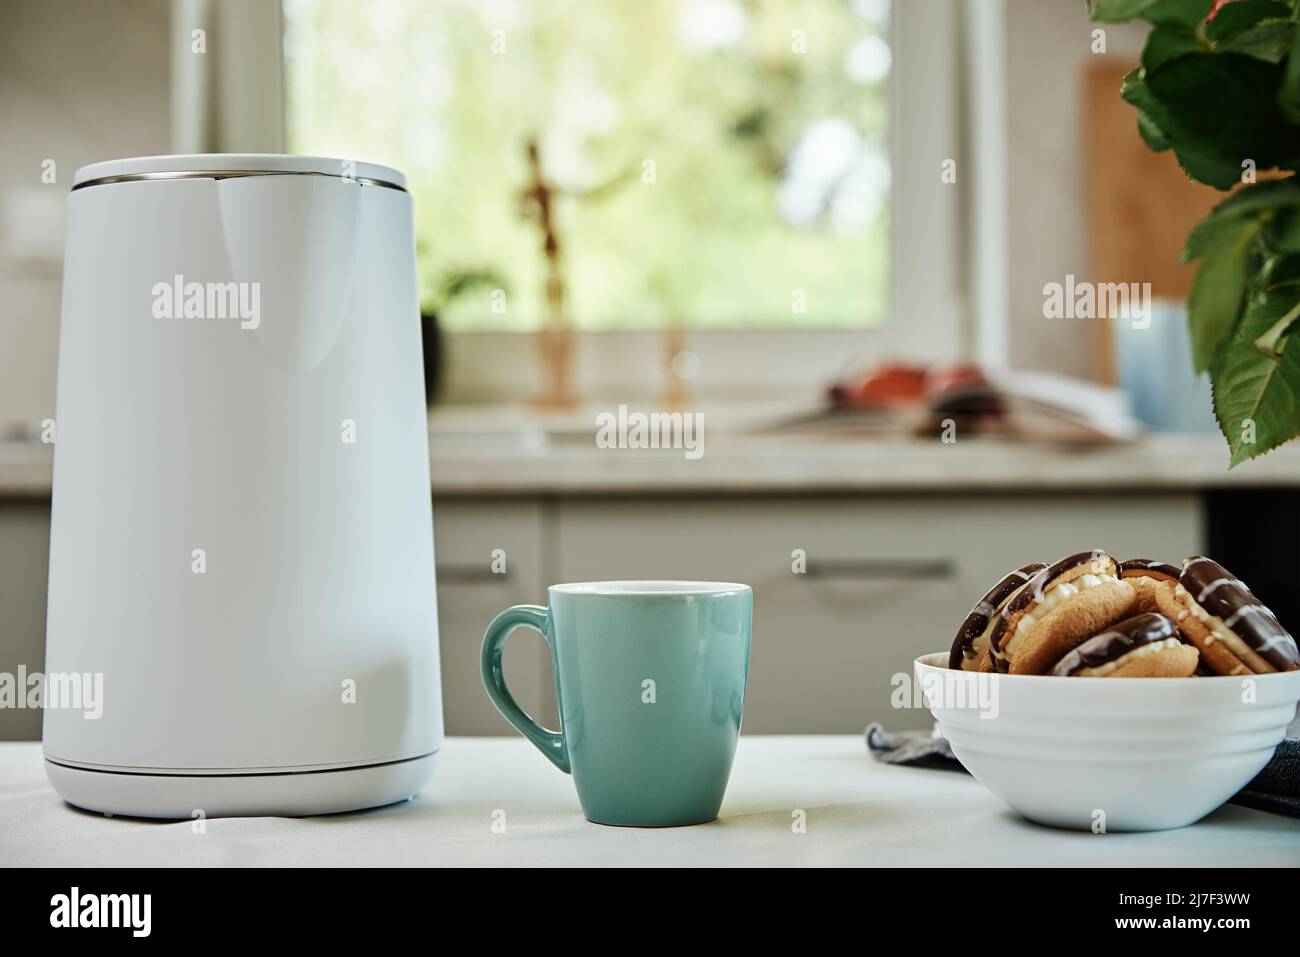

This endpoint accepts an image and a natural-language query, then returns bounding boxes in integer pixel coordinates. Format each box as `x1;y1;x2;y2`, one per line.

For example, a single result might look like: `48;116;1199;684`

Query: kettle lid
72;153;406;191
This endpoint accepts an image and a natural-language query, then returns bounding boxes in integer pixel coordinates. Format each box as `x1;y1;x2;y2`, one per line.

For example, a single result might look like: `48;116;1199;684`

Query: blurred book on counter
767;362;1141;444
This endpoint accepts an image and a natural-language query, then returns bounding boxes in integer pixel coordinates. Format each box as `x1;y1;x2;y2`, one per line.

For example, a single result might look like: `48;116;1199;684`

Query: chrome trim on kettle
71;169;407;192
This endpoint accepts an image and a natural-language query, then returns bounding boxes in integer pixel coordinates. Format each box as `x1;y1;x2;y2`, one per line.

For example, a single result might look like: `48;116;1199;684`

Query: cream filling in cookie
1005;574;1118;658
961;627;993;671
1174;584;1275;674
986;577;1040;664
1075;637;1183;677
965;603;1019;668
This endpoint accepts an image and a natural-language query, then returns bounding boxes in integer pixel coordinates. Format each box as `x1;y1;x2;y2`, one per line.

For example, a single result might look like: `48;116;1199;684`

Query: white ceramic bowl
915;652;1300;831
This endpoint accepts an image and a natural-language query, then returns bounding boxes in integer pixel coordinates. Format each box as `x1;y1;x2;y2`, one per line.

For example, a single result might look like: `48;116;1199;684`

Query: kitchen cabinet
550;494;1201;732
0;503;51;741
0;489;1205;739
432;500;557;734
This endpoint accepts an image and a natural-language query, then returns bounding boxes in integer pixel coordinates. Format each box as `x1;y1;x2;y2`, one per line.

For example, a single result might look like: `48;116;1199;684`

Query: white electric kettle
42;154;443;817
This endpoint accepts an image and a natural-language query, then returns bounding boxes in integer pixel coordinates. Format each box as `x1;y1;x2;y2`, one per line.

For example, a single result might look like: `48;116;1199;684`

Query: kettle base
44;752;438;819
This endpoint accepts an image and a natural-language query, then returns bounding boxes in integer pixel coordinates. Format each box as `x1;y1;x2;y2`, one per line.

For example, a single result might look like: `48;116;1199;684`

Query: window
284;0;891;333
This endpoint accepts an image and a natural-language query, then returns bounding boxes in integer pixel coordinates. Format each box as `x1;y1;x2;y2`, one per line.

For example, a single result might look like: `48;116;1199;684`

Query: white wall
1004;0;1147;378
0;0;171;425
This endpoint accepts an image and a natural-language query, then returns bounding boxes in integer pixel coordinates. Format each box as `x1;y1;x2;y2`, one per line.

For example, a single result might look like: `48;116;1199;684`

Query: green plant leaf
1137;111;1172;150
1211;284;1300;465
1143;25;1203;71
1252;293;1300;352
1141;53;1297;188
1187;214;1264;370
1259;253;1300;285
1185;179;1300;259
1267;209;1300;251
1281;18;1300;121
1131;0;1216;26
1219;22;1296;61
1206;0;1292;41
1088;0;1164;23
1122;68;1188;152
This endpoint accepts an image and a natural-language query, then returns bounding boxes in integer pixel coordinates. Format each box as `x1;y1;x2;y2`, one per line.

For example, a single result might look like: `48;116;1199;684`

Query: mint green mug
481;581;752;827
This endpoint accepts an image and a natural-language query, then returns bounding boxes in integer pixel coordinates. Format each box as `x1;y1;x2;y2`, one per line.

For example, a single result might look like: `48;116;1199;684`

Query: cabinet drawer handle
803;558;955;580
437;566;511;584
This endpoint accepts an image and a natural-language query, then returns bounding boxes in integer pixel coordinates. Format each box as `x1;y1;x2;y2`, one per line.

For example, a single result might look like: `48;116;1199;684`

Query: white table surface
3;736;1298;867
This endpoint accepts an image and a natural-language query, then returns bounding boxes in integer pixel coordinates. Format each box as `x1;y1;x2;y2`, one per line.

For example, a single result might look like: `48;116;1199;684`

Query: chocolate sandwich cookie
949;563;1047;671
989;549;1137;675
1050;613;1198;677
1119;559;1180;579
1118;559;1181;613
1155;557;1300;675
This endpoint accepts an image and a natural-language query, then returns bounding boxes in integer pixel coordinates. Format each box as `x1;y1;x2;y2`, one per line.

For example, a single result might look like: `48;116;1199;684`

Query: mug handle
480;605;570;773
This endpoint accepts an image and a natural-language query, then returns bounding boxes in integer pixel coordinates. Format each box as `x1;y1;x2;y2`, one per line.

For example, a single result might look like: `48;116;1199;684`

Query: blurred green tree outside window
284;0;890;331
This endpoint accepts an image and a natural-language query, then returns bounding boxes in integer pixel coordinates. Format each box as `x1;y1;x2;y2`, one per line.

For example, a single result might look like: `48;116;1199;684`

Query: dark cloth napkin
865;722;1300;818
1230;739;1300;816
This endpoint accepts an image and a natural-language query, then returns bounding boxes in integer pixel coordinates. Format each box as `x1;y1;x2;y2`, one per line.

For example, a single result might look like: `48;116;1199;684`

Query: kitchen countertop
2;736;1297;866
3;430;1300;497
422;431;1300;495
